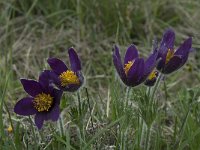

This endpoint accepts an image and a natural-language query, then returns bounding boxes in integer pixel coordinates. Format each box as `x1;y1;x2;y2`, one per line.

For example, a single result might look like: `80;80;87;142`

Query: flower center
147;69;158;80
33;93;53;112
59;70;80;87
165;49;174;64
124;61;134;75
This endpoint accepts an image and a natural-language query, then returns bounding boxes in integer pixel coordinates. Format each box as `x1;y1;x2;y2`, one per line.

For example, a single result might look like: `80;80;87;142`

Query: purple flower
47;48;84;92
14;71;63;129
113;44;158;87
157;29;192;74
144;69;159;86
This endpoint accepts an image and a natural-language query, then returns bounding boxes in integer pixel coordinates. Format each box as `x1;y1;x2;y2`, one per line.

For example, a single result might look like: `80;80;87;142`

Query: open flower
113;44;158;87
14;71;63;129
144;69;159;86
47;47;84;92
157;29;192;74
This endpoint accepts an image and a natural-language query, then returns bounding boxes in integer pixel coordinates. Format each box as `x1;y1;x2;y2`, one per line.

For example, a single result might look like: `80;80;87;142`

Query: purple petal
20;79;43;97
174;37;192;56
47;58;68;75
163;56;183;74
159;29;175;59
144;50;158;77
113;45;121;60
156;58;165;71
160;29;175;50
152;38;158;52
144;78;157;86
14;97;37;116
113;52;127;83
46;105;60;121
34;113;45;129
127;58;145;86
39;70;53;93
51;89;63;105
124;44;139;65
68;47;81;72
48;71;61;86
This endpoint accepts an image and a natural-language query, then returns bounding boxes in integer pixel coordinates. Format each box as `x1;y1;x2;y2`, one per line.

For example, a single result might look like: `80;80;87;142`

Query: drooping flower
144;69;159;86
113;44;158;87
47;47;84;92
14;71;63;129
157;29;192;74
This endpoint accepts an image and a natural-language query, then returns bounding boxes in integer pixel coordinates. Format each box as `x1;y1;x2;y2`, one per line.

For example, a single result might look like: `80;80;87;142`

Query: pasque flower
113;44;158;87
47;47;84;92
157;29;192;74
144;69;159;86
14;71;63;129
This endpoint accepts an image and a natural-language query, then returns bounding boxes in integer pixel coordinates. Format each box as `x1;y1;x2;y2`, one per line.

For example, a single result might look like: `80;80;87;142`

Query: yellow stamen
165;49;174;64
33;93;53;112
124;61;134;75
7;125;13;133
148;69;158;80
59;70;80;87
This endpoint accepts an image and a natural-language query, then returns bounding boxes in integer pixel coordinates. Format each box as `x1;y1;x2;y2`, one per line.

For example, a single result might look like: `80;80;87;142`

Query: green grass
0;0;200;149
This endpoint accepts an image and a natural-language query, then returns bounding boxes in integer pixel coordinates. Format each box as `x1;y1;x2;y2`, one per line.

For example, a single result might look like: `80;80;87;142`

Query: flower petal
47;58;68;75
163;56;183;74
14;97;37;116
113;45;121;60
48;71;61;85
174;37;192;57
68;47;81;72
156;58;165;71
127;58;145;86
51;89;63;105
34;113;45;129
113;51;127;83
159;29;175;60
160;28;175;50
144;50;158;77
144;78;157;86
39;70;53;93
20;79;43;97
124;44;139;65
46;105;60;121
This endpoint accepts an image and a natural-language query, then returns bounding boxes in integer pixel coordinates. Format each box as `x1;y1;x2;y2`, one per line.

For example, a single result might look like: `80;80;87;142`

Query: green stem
147;87;151;99
140;119;145;148
59;117;64;137
28;117;38;147
163;79;168;115
125;87;131;109
163;79;168;101
144;74;162;150
150;73;162;105
77;91;82;117
85;88;94;131
145;125;151;150
173;106;190;149
4;102;14;132
77;91;84;145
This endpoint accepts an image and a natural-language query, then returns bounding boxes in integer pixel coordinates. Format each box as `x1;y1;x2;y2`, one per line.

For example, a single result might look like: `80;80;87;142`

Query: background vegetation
0;0;200;149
